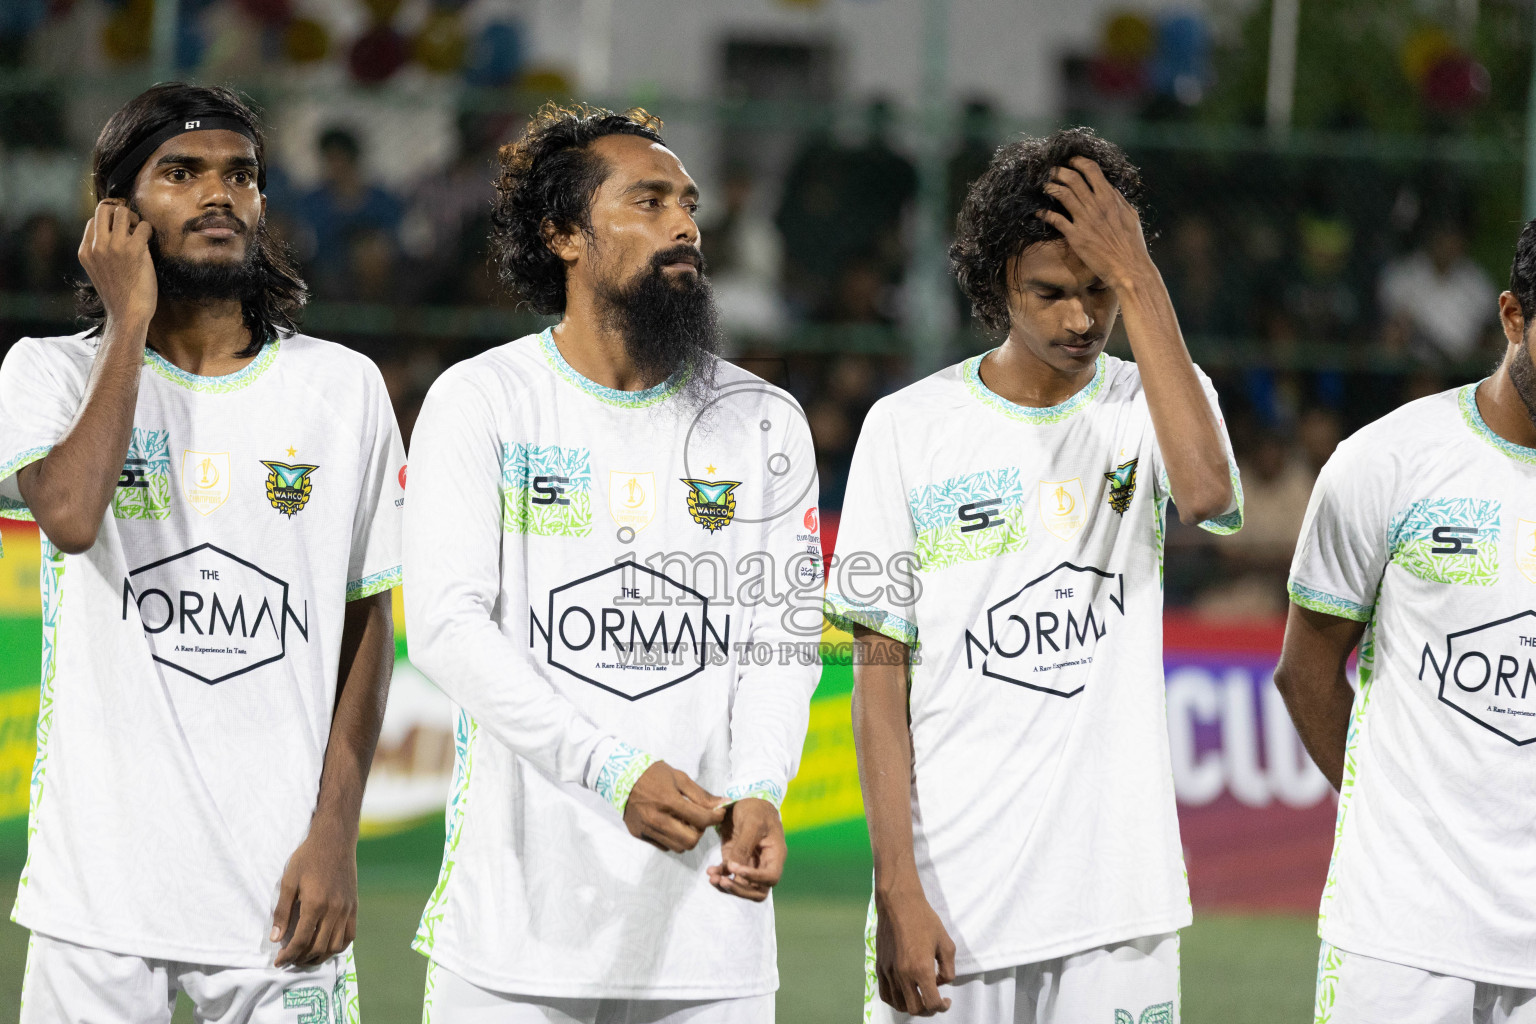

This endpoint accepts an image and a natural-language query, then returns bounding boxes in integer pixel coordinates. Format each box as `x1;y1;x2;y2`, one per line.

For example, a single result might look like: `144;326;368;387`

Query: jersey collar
963;349;1106;424
538;329;687;409
1458;381;1536;466
144;337;279;394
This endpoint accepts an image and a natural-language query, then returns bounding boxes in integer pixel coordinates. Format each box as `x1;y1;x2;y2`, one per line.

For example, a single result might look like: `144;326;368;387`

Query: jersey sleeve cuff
0;445;50;520
1196;463;1245;536
1288;580;1373;622
590;740;659;815
723;780;787;810
345;565;401;602
823;592;918;649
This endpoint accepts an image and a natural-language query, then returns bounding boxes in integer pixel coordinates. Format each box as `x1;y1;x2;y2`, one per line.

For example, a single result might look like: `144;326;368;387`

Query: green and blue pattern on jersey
1461;381;1536;466
963;350;1106;424
908;466;1027;571
1387;497;1500;586
111;428;171;521
822;592;919;649
415;708;478;956
501;442;593;537
145;336;279;393
538;329;686;408
13;540;63;910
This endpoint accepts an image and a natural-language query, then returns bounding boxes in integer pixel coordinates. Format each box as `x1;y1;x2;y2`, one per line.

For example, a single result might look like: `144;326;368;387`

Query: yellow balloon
1103;12;1156;62
285;17;330;64
414;10;467;73
359;0;402;25
101;0;153;64
1401;25;1457;85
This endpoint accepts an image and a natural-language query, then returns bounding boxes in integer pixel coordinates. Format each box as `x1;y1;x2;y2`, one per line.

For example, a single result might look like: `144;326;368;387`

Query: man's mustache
650;244;706;274
183;212;247;235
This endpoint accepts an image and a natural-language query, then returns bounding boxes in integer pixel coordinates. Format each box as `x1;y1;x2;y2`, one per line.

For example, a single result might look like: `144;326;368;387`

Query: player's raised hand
269;818;359;968
875;880;956;1017
707;797;785;902
78;199;157;328
623;761;726;853
1036;155;1153;293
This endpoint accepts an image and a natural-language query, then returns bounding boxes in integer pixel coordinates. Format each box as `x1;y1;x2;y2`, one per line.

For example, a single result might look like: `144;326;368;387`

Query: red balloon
1089;55;1148;99
234;0;292;25
1422;54;1491;113
349;24;410;83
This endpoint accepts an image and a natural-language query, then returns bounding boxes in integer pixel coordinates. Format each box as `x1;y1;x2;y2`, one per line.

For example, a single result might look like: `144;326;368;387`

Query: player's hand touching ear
708;797;786;902
78;199;157;327
1036;155;1153;293
623;761;726;852
270;816;359;968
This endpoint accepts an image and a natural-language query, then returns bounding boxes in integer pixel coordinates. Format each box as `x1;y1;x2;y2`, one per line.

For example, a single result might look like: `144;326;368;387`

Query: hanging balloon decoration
283;16;328;63
349;21;409;83
414;7;466;74
101;0;152;64
1400;24;1489;115
1089;12;1154;101
462;20;522;87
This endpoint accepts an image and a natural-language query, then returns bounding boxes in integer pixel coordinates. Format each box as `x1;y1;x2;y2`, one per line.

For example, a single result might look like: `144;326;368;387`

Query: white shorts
1315;942;1536;1024
864;930;1180;1024
421;960;774;1024
20;931;359;1024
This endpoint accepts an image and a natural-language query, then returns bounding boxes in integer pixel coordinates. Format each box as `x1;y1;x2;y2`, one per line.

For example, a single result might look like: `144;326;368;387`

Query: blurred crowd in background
1;0;1532;616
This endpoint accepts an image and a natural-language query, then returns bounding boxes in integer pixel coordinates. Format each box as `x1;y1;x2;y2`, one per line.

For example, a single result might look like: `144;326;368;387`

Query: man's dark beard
148;231;262;304
1508;334;1536;431
130;201;262;304
596;244;721;407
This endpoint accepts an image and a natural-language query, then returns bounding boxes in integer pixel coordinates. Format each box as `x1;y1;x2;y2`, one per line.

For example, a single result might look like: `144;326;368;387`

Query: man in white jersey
0;84;403;1020
1275;220;1536;1022
404;103;821;1021
827;129;1243;1023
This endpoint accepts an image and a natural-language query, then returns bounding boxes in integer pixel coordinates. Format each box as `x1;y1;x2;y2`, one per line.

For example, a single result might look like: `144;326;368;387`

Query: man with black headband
403;103;821;1020
0;83;403;1019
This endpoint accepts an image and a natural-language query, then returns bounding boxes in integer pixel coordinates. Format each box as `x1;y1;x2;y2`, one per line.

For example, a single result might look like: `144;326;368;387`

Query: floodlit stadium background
0;0;1527;1019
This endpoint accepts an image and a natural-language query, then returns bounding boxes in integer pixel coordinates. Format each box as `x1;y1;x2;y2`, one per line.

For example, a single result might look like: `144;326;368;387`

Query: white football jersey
826;351;1241;975
1290;382;1536;987
403;330;821;999
0;332;404;966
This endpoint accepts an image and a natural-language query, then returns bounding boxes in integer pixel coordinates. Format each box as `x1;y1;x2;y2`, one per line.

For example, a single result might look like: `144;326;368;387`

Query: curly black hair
77;83;306;355
950;127;1147;335
490;102;666;315
1510;218;1536;325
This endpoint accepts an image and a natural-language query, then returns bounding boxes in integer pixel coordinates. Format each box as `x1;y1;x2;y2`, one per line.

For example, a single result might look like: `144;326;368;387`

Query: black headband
102;115;260;199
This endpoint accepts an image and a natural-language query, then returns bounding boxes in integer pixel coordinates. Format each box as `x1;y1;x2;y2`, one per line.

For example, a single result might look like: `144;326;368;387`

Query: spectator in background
1;213;76;294
1196;427;1316;618
839;98;916;291
776;124;847;318
1378;219;1497;364
946;99;997;224
701;161;788;338
1162;213;1244;339
297;126;403;298
1286;214;1362;344
401;111;509;304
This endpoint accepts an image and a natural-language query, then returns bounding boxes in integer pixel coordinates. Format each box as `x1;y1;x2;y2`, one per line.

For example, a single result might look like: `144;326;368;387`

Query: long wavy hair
77;83;306;355
490;102;666;315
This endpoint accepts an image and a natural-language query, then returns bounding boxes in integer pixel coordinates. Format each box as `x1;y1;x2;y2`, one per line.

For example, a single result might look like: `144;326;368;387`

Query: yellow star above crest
286;446;296;458
706;464;717;475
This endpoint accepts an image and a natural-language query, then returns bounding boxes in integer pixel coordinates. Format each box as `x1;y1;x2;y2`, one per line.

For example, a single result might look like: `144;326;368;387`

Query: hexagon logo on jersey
962;561;1125;698
261;461;318;517
120;543;309;685
1422;610;1536;745
531;559;731;700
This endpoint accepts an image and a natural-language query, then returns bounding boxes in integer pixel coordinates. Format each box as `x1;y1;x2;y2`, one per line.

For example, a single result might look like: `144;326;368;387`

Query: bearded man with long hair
0;83;404;1019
